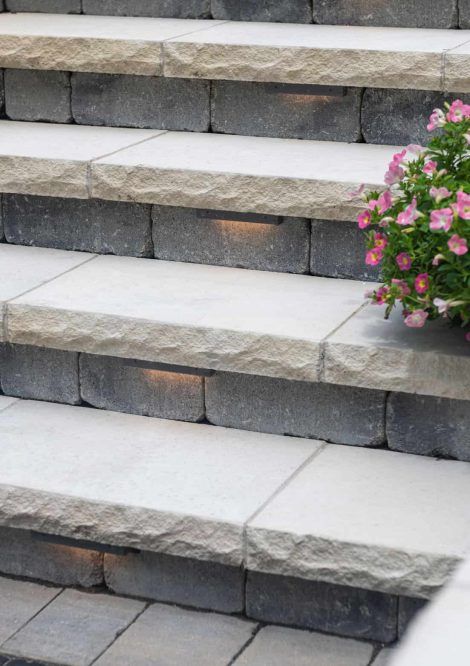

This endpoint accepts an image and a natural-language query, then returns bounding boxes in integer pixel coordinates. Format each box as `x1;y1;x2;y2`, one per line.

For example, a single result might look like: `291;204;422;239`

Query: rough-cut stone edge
5;306;321;381
91;163;367;221
0;157;88;199
0;35;162;75
444;50;470;93
0;484;244;566
163;43;443;91
245;526;464;599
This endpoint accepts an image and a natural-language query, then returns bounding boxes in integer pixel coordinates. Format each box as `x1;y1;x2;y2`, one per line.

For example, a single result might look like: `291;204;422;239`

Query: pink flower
348;184;365;199
366;248;383;266
429;208;453;232
392;149;407;166
432;253;445;266
427;108;446;131
404;310;429;328
433;298;450;315
374;286;390;305
397;198;419;226
406;144;425;156
396;252;412;271
446;99;470;123
392;278;411;300
414;273;430;294
455;191;470;220
423;160;437;175
384;153;406;186
448;234;468;255
357;210;372;229
373;232;387;250
430;186;452;203
377;190;393;214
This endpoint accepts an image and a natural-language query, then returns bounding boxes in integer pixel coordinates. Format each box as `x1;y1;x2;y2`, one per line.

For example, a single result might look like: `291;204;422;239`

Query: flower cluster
354;100;470;338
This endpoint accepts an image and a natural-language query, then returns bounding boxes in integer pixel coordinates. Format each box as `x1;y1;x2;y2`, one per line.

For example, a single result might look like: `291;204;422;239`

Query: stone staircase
0;4;469;664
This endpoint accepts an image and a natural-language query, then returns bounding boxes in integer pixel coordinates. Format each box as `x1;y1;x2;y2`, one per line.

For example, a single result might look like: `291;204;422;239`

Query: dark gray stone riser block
3;0;466;27
2;70;469;146
0;527;427;640
1;345;469;461
2;195;371;280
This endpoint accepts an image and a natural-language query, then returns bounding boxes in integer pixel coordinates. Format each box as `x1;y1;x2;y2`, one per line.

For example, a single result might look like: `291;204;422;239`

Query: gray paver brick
0;578;60;646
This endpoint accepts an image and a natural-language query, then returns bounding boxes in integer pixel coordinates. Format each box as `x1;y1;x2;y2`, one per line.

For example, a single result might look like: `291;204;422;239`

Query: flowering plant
353;100;470;338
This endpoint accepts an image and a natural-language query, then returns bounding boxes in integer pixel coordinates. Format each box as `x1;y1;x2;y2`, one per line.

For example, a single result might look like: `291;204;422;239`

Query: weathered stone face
82;0;210;18
212;0;312;22
5;69;71;123
72;73;210;131
211;82;362;142
6;0;81;11
312;0;458;28
461;0;470;27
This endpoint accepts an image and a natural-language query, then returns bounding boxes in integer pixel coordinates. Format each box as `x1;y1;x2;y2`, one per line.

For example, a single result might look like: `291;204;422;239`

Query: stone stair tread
1;244;469;400
0;13;468;91
0;119;394;219
0;398;469;598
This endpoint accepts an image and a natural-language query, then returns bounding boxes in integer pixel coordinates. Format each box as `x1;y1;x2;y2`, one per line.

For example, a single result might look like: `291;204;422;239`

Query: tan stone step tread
1;244;469;399
0;398;469;598
0;13;468;91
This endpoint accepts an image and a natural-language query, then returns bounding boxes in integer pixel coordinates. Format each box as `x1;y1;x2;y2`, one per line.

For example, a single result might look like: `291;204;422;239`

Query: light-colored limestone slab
0;13;225;75
0;396;18;412
247;445;470;598
164;22;470;90
6;255;366;381
0;400;318;564
0;244;92;341
0;121;162;199
444;38;470;92
92;131;393;220
322;305;470;401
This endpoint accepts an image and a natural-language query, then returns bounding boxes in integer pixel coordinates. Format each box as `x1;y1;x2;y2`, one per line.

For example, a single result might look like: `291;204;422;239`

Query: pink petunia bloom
357;210;372;229
374;286;390;305
415;273;430;294
348;184;365;199
406;144;425;156
392;149;407;166
455;191;470;220
429;208;454;232
429;186;452;203
396;198;419;226
433;298;450;315
427;108;446;131
448;234;468;255
396;252;413;271
446;99;470;123
423;160;437;175
392;278;411;300
384;162;405;186
404;310;429;328
377;190;393;214
373;232;388;250
366;248;383;266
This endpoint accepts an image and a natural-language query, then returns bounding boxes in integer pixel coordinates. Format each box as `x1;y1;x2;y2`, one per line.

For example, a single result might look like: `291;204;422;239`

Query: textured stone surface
313;0;458;28
0;578;60;645
3;195;152;257
5;69;71;123
3;589;144;666
246;572;397;642
95;603;256;666
0;527;103;587
212;0;312;22
0;244;90;342
7;253;366;382
247;445;470;598
374;650;393;666
0;120;160;199
310;219;380;281
0;396;17;412
0;14;219;76
83;0;210;17
6;0;80;11
461;0;470;27
206;372;386;447
387;393;470;462
0;400;317;564
164;23;467;90
93;130;391;221
211;82;361;141
104;550;243;612
152;206;310;273
80;353;205;421
398;597;428;637
362;89;470;145
323;306;470;401
234;625;374;666
444;41;470;93
72;73;210;131
0;344;80;404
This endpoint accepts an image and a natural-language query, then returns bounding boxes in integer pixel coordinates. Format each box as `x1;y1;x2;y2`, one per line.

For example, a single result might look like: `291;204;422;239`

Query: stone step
0;119;394;221
0;397;469;611
0;244;469;402
0;13;468;91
